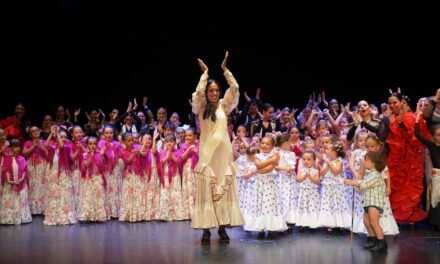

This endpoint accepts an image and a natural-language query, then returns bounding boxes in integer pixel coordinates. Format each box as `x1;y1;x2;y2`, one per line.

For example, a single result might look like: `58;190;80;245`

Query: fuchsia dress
157;149;185;221
119;146;148;222
180;142;199;219
23;140;47;214
70;141;86;212
141;148;160;220
0;155;32;224
77;151;109;222
44;143;77;225
99;139;123;218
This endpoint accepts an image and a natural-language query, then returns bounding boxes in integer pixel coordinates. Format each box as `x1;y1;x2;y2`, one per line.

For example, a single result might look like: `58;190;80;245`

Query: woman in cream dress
190;52;244;245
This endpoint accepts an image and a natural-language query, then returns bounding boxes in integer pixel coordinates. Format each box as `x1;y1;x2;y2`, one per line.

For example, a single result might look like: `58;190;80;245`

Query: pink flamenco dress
43;143;77;225
141;148;160;220
23;140;48;215
70;141;87;213
180;142;199;220
0;155;32;225
119;147;148;222
156;149;185;221
77;151;109;222
98;139;123;218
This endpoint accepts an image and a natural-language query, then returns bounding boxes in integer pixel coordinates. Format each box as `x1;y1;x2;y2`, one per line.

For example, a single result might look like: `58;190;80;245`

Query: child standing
44;127;76;225
156;121;177;152
345;151;389;252
180;128;199;219
142;133;160;220
70;126;87;212
175;127;186;149
77;137;109;222
119;132;148;222
349;132;368;234
22;126;48;215
295;151;321;231
318;142;351;233
157;135;185;221
0;139;32;225
274;133;297;228
244;136;287;238
99;125;123;218
240;146;259;213
365;136;399;235
234;143;248;203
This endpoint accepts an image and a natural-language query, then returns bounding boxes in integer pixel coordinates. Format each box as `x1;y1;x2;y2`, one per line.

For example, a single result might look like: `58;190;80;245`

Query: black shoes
266;232;276;239
201;231;211;245
218;229;230;244
370;239;387;252
363;236;377;249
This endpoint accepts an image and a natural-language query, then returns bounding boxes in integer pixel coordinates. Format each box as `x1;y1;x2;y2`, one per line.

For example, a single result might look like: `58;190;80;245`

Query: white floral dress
275;150;297;222
294;167;321;228
239;161;257;215
234;154;248;205
350;149;368;233
317;158;351;228
379;167;399;235
244;150;288;232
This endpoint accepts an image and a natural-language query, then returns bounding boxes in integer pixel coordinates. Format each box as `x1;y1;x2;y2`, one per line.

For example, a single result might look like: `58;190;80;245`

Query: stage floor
1;216;439;264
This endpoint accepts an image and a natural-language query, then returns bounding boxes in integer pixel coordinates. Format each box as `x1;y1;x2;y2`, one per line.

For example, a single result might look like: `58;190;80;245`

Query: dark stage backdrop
7;4;440;126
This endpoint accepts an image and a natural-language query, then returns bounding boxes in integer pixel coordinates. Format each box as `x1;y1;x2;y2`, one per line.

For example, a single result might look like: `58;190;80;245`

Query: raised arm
323;109;341;137
377;117;390;142
424;89;440;121
221;51;240;114
415;113;431;146
192;59;209;115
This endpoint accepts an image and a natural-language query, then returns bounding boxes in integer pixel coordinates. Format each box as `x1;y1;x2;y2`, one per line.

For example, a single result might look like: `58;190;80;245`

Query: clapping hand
221;51;229;72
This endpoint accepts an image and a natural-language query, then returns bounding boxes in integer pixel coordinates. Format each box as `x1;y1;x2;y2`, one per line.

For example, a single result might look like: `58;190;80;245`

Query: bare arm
255;153;279;169
85;152;94;168
70;146;81;161
296;167;307;182
309;170;321;184
327;159;343;175
324;109;341;137
22;143;36;157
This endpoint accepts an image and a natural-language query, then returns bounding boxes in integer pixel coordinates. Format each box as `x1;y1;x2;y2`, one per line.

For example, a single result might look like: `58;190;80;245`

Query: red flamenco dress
0;116;25;146
386;112;431;223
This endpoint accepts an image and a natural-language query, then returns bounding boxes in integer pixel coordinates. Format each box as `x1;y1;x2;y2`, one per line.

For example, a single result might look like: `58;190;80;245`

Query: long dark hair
203;79;222;122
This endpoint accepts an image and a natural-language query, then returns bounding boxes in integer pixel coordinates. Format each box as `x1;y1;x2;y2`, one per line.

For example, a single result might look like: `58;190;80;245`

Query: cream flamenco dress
190;70;244;229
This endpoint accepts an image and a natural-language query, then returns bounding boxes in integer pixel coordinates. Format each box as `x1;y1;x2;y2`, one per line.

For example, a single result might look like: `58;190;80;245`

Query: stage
1;216;439;264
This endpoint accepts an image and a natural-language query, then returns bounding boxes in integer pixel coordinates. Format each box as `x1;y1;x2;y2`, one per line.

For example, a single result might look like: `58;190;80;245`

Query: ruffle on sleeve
220;70;239;115
192;73;208;115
